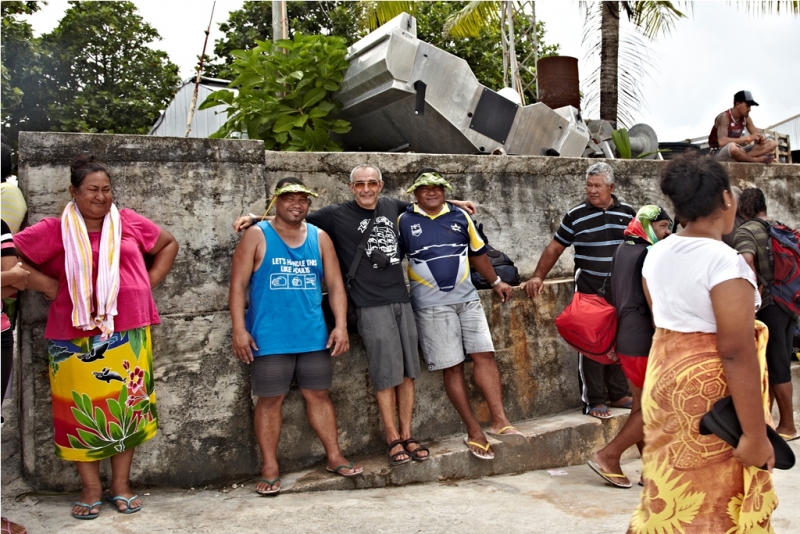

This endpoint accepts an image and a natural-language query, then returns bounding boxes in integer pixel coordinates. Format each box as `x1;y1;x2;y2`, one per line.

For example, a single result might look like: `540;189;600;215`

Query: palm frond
443;1;502;38
732;0;800;16
631;1;689;39
582;13;660;127
360;1;418;31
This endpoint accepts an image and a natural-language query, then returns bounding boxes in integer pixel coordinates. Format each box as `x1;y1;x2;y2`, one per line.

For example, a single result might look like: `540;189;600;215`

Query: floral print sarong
47;326;157;461
629;321;777;533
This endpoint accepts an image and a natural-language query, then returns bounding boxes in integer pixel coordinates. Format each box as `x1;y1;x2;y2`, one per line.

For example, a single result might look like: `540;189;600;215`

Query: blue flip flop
72;500;103;520
107;494;142;514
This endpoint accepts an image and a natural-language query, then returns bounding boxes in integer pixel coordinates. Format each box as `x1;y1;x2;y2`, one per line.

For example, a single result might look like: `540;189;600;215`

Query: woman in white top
629;154;776;533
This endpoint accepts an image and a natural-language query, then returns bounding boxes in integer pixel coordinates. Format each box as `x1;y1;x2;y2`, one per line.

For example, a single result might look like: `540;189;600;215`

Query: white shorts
415;300;495;371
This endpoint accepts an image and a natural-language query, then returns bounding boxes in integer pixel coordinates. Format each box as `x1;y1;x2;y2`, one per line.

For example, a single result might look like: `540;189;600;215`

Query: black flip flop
387;439;411;466
402;438;430;462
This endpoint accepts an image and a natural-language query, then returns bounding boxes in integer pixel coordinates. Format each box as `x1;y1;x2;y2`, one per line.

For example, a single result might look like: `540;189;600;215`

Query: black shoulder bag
322;199;380;333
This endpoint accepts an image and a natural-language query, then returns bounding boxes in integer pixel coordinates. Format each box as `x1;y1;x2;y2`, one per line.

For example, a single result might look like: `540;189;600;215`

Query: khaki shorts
415;300;495;371
713;142;753;162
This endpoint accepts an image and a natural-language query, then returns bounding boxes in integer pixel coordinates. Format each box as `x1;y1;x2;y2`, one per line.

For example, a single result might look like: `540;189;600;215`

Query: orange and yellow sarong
629;322;777;533
47;326;157;462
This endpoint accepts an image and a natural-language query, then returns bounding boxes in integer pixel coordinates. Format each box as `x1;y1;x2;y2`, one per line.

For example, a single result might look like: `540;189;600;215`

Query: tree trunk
599;1;619;127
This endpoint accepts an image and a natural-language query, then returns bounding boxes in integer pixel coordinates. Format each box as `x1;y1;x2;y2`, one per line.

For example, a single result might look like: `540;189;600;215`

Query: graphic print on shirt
269;256;319;290
358;215;400;268
409;242;465;292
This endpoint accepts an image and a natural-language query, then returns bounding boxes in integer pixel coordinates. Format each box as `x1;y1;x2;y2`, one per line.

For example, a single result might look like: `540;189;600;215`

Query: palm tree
363;1;799;127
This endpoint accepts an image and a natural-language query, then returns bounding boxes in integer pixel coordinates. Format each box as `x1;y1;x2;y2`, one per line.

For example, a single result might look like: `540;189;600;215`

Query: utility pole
272;0;287;42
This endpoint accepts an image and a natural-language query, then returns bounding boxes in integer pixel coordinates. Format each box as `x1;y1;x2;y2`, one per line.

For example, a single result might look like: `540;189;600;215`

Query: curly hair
738;188;767;219
659;153;730;222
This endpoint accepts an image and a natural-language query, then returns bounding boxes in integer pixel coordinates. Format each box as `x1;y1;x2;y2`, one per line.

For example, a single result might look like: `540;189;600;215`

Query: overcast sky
26;1;800;143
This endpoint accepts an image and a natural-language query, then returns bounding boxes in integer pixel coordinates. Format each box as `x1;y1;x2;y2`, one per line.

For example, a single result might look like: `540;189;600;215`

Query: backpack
756;219;800;316
470;221;521;289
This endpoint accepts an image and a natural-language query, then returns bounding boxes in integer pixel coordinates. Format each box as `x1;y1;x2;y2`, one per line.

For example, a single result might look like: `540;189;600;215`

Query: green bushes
200;33;351;151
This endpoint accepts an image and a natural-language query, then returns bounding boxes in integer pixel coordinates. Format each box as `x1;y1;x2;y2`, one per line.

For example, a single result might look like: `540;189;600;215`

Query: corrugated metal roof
149;77;238;138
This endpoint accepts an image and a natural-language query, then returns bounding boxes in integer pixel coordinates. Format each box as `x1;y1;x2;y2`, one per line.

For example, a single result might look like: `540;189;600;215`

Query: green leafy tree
39;1;180;134
205;1;367;79
1;1;48;144
200;34;351;151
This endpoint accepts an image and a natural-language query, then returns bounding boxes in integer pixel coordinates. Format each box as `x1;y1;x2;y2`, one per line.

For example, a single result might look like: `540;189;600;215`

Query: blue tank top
245;221;328;356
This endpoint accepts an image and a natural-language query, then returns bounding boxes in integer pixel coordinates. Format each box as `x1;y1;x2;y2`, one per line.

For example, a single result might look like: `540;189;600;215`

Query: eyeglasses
351;180;381;190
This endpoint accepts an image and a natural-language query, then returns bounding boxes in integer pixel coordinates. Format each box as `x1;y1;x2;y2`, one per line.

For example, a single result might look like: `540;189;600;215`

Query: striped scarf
61;201;121;339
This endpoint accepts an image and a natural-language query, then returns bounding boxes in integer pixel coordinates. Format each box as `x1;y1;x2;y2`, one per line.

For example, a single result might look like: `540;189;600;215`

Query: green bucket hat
263;182;318;217
406;172;453;194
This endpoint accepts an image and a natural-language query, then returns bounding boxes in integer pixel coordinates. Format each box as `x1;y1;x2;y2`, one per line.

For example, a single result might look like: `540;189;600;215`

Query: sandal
326;460;363;477
387;439;411;466
463;436;494;460
255;477;281;495
107;494;142;514
588;404;613;420
402;438;430;462
71;501;103;520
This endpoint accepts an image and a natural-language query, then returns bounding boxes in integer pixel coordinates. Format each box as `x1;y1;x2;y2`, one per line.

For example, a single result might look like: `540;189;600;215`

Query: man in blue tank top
229;178;362;495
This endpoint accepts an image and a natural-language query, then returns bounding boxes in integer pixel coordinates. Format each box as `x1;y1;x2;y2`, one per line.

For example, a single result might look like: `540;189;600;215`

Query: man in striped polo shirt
522;162;634;419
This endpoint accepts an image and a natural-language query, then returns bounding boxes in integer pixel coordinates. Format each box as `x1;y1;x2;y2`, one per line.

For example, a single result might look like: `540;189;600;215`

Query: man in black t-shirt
235;165;475;465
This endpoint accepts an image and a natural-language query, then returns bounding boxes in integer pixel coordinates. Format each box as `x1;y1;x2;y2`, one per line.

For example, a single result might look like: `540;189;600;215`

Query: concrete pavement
2;443;800;534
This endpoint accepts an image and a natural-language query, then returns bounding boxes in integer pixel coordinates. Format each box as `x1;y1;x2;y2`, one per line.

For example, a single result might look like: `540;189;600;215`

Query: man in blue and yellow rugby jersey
397;169;522;461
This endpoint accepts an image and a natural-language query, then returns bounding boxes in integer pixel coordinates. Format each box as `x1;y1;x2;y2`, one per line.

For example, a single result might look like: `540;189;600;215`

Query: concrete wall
15;132;800;490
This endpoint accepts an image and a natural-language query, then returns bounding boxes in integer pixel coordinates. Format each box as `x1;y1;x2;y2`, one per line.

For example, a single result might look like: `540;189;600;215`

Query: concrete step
278;408;634;494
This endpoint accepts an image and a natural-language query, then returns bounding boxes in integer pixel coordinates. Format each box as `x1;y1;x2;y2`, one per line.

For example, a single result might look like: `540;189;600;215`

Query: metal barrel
536;56;580;109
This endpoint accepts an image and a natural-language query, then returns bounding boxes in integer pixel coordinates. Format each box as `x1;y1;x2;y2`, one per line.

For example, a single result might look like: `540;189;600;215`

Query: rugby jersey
554;195;636;297
397;202;486;310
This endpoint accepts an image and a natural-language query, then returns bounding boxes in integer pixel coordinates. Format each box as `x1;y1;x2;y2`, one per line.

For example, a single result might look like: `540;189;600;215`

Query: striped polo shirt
555;194;636;296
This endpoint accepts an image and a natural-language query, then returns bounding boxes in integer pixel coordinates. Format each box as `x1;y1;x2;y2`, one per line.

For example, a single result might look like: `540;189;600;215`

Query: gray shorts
415;300;495;371
250;350;332;397
713;142;752;162
357;302;421;391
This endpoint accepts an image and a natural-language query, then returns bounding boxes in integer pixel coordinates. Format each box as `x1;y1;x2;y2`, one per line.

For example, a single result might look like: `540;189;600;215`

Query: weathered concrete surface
13;132;800;491
263;152;800;279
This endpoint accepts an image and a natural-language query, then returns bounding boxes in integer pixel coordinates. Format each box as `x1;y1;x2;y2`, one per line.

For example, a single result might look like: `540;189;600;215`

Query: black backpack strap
345;198;380;289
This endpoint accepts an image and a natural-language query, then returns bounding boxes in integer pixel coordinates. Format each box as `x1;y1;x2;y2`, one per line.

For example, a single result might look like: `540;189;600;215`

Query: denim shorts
415;300;495;371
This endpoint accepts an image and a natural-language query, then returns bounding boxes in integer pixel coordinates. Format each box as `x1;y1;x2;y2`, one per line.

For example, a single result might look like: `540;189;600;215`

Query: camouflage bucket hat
406;172;453;194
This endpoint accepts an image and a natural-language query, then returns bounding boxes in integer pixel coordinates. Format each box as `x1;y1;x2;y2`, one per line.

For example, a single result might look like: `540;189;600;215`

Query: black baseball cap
734;90;759;106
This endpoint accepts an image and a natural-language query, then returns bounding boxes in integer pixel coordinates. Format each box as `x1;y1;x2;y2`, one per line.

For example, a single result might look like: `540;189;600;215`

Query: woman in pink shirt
15;155;178;520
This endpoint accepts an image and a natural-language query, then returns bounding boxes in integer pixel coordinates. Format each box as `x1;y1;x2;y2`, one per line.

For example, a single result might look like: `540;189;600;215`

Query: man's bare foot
464;434;494;459
402;438;430;460
326;458;363;476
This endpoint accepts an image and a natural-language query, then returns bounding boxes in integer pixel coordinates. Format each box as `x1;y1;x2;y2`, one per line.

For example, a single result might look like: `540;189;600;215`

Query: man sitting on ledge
396;169;523;461
708;90;777;164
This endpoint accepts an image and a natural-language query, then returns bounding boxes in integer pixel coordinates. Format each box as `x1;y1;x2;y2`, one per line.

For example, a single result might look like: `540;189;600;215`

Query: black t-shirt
610;236;653;357
307;198;411;308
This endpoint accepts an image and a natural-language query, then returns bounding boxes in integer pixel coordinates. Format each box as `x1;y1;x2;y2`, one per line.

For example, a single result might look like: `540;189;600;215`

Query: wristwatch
491;276;502;287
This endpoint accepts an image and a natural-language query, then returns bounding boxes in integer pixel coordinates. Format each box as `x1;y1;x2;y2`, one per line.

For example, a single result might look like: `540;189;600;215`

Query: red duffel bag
554;291;619;364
